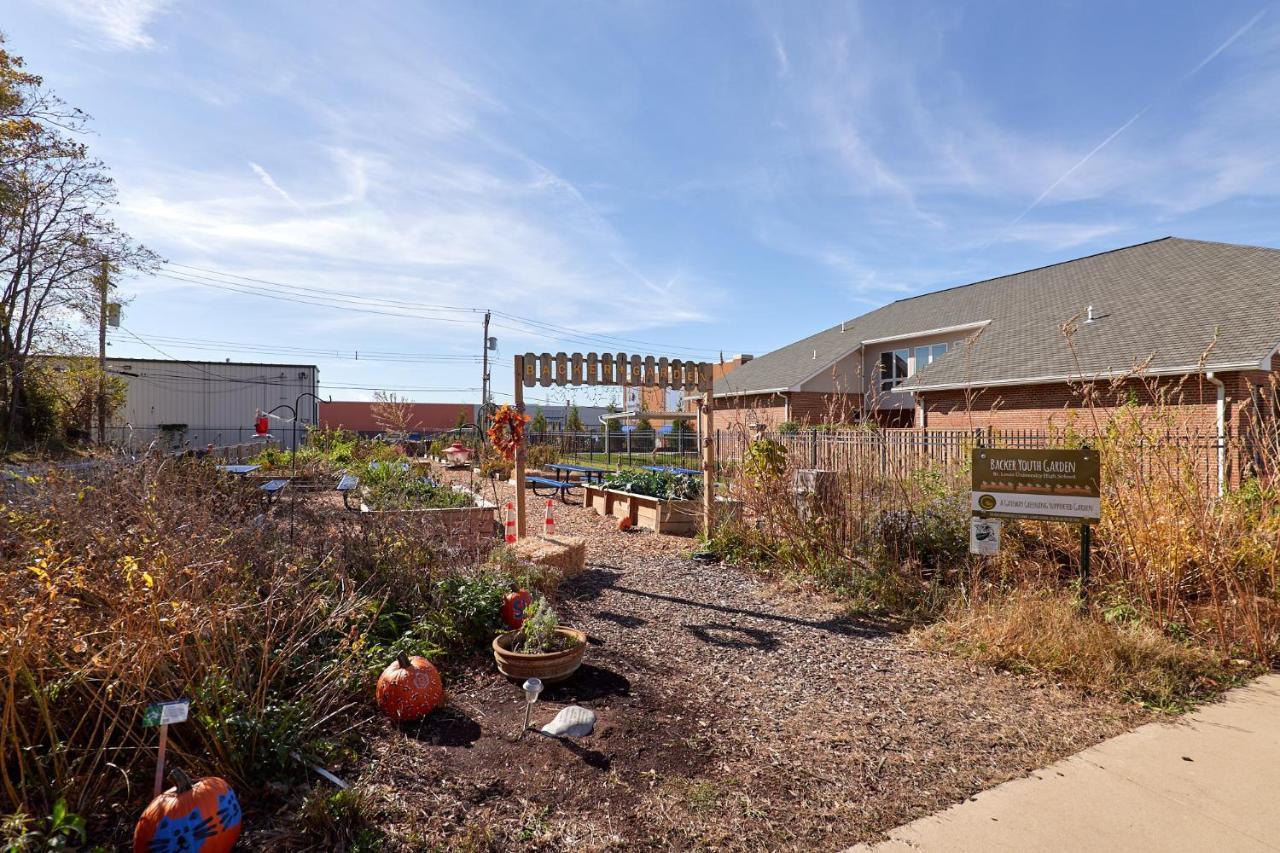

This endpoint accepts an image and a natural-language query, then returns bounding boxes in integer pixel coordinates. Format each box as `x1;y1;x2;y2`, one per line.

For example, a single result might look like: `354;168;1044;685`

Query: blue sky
8;1;1280;408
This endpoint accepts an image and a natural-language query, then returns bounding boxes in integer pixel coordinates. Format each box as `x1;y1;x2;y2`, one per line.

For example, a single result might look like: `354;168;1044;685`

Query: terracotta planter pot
492;627;586;684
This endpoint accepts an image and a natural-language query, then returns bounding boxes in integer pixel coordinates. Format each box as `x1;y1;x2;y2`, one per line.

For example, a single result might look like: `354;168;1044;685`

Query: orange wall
319;401;476;434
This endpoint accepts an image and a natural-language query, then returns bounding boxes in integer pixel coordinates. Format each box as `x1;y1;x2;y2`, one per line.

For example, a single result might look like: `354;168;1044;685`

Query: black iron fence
713;427;1255;496
527;429;701;470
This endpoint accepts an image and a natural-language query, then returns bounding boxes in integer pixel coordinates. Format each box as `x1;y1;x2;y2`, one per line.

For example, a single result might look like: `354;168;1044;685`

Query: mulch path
264;471;1147;851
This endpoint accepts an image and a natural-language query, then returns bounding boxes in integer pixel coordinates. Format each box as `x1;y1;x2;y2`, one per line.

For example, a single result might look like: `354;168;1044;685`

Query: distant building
319;400;477;438
633;354;754;426
525;404;614;431
107;357;319;449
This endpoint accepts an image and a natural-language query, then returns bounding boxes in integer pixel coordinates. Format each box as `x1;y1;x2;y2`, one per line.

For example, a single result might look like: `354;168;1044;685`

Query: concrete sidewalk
849;674;1280;853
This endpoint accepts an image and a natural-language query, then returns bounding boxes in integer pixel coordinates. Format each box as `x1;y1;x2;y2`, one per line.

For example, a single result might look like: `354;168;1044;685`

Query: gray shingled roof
715;237;1280;397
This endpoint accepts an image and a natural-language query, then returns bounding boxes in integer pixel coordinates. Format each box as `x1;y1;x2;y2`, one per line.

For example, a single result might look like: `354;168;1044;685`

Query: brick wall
787;392;863;424
712;393;789;433
918;374;1242;433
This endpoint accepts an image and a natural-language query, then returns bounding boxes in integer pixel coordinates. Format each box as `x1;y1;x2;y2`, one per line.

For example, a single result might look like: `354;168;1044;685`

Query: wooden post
701;378;715;535
97;258;109;445
513;356;527;538
153;723;169;796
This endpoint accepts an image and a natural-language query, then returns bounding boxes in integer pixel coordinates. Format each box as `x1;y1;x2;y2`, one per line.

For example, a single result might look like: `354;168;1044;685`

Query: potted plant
492;597;585;683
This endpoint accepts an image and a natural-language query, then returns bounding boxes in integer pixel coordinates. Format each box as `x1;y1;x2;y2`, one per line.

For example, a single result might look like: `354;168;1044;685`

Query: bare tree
0;35;157;445
370;391;416;437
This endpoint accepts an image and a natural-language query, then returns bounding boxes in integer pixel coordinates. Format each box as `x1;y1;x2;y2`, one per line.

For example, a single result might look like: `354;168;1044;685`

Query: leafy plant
526;443;559;469
513;598;578;653
1;799;88;851
359;461;473;510
602;469;700;501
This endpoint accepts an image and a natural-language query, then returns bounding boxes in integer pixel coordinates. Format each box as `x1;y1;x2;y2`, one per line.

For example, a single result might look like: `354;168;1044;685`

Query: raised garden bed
356;467;498;545
584;484;741;535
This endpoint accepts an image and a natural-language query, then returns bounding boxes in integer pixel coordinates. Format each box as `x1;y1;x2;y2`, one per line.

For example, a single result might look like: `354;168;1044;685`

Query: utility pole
97;258;109;445
480;309;491;431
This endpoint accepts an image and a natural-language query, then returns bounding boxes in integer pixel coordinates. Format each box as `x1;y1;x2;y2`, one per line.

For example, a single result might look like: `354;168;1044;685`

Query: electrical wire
157;262;737;357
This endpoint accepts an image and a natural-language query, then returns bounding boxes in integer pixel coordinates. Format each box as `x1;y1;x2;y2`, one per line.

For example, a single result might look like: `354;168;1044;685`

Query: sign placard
971;448;1100;523
969;517;1001;555
141;698;189;728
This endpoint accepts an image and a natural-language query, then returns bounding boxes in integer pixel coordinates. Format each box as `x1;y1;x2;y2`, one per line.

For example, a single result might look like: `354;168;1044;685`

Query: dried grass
0;454;508;829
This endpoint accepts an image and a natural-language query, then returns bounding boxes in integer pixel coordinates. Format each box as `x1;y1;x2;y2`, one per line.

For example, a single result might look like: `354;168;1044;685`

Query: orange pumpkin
617;516;633;532
376;652;442;721
133;767;241;853
501;589;533;629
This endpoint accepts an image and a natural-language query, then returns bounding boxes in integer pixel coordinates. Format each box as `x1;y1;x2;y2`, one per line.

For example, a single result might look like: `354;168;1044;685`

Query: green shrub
527;443;560;469
360;461;473;510
602;469;700;500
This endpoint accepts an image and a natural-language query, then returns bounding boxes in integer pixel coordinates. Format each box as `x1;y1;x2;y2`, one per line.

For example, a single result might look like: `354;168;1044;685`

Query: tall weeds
0;455;508;828
714;369;1280;690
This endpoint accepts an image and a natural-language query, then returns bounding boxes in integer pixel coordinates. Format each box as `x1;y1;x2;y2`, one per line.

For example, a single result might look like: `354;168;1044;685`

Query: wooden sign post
513;352;715;539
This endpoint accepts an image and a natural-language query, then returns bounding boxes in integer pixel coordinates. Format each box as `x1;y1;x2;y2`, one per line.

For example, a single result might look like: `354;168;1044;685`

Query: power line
121;331;482;364
157;262;734;357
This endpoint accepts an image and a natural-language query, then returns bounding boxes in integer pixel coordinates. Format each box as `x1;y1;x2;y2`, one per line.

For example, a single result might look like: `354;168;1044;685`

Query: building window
914;343;948;371
879;348;910;390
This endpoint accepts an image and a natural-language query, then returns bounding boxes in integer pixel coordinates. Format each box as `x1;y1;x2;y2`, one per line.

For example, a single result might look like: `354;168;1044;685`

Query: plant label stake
544;499;555;537
141;698;189;796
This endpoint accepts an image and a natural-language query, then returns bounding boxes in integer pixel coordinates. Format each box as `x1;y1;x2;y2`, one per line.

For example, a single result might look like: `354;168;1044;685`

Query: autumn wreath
488;404;530;461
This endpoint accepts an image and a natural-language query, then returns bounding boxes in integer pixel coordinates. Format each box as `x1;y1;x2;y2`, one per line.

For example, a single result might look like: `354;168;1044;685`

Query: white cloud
45;0;173;50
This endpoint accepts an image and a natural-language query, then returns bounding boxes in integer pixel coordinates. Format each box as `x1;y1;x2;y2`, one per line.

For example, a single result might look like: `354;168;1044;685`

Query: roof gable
716;238;1280;396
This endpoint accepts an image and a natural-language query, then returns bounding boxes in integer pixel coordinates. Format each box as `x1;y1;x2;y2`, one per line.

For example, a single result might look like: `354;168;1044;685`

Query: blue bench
526;475;580;503
643;465;702;477
547;462;608;484
260;479;289;504
216;464;261;476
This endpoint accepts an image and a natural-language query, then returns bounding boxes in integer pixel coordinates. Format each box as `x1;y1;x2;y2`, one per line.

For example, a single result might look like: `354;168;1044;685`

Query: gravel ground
298;472;1147;851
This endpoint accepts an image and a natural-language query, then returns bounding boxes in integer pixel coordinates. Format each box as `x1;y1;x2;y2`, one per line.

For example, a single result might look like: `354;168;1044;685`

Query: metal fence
103;424;307;451
712;427;1256;496
528;429;701;470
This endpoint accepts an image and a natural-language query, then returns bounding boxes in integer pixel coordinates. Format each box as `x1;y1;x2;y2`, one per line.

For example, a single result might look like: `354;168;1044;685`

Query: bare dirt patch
253;471;1147;851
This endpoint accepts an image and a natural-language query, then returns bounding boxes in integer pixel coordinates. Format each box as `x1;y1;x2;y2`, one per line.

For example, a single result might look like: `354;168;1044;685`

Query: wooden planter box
359;490;498;546
584;485;741;536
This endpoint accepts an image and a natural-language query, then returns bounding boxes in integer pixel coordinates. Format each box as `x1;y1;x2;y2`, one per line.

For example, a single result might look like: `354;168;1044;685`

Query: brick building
319;400;476;437
714;238;1280;439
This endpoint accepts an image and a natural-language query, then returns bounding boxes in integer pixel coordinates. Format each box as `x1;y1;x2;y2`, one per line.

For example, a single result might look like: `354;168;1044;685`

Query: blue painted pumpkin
133;768;241;852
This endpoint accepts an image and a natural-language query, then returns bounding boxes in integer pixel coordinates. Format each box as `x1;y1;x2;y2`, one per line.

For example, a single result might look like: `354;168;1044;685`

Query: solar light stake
518;678;543;741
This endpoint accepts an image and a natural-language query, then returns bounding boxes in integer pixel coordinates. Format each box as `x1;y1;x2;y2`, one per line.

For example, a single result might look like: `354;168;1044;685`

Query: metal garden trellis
512;352;715;538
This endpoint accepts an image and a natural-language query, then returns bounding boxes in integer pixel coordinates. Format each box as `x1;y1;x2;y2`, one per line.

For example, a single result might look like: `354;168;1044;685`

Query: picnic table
642;465;702;477
547;462;608;484
259;478;288;504
526;475;581;504
215;464;261;476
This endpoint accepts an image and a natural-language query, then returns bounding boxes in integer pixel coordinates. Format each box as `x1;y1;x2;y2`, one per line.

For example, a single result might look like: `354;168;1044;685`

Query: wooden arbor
512;352;715;537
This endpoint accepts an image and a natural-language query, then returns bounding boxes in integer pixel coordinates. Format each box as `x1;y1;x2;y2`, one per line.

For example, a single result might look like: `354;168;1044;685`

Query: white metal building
106;358;319;449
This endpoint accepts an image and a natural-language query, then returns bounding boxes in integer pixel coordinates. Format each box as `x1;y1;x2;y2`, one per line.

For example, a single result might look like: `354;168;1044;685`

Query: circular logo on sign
978;494;997;511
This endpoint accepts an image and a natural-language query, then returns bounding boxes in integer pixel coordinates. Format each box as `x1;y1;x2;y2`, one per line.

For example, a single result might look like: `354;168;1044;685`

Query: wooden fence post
514;356;527;538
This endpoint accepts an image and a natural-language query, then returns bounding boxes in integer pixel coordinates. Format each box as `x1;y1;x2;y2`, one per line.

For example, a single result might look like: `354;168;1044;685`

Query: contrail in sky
988;6;1270;244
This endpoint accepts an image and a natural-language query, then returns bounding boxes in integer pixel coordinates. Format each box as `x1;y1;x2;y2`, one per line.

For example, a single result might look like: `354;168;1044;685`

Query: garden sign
971;448;1100;524
971;447;1101;585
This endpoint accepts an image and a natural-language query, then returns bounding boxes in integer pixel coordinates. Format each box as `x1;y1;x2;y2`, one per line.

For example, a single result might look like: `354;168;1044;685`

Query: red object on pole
255;414;269;436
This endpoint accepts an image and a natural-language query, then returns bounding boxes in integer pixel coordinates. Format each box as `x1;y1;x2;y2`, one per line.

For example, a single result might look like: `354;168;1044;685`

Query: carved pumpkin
376;652;442;721
617;516;633;532
501;589;533;629
133;767;241;853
